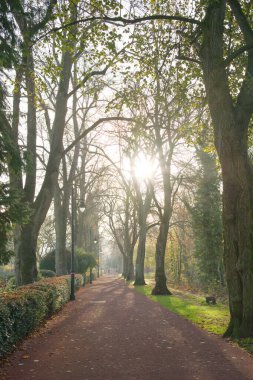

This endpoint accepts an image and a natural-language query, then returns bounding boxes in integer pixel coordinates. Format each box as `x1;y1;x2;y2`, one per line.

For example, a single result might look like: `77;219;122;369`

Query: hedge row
0;274;83;357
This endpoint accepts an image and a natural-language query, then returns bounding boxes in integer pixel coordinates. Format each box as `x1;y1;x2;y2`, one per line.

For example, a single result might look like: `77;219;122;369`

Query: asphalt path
1;276;253;380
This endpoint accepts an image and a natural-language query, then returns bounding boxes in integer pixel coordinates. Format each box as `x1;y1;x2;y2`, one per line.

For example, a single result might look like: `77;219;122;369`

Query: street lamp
94;237;99;278
100;251;103;275
70;185;85;301
79;199;86;213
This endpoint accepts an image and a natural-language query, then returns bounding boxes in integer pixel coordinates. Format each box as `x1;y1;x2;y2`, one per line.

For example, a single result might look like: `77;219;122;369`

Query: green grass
134;284;230;335
133;283;253;354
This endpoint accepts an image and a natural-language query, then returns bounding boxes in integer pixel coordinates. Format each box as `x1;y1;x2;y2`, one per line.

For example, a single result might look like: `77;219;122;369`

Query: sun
132;152;157;181
122;152;159;183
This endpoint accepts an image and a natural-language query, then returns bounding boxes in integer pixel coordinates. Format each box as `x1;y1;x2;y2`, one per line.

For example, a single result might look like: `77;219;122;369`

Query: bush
6;276;16;290
0;274;83;357
39;249;70;272
76;251;97;274
39;269;56;278
40;249;97;276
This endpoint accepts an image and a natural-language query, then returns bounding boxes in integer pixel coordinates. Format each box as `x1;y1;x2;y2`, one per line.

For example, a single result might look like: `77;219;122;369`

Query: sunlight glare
133;152;157;181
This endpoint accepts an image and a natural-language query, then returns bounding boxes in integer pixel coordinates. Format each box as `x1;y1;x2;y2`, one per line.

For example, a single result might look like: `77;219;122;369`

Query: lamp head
79;200;86;213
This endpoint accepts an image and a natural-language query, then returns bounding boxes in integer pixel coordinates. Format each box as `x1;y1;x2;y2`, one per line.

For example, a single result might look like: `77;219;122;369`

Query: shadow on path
1;276;253;380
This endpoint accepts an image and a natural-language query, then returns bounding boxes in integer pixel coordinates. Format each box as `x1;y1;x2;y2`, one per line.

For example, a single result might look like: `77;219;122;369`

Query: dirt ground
1;276;253;380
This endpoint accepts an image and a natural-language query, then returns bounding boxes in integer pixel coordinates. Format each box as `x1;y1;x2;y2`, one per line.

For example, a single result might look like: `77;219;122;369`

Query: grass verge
134;284;253;354
134;284;229;335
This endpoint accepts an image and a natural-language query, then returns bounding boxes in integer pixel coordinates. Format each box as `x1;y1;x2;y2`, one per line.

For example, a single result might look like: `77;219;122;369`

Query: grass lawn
134;284;230;335
133;283;253;354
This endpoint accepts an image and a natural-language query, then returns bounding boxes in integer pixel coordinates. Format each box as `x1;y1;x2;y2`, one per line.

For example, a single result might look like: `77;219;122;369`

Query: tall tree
189;148;224;287
197;0;253;338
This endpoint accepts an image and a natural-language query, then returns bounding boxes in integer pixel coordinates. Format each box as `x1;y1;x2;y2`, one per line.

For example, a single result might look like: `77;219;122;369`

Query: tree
131;155;153;286
105;189;138;281
189;148;224;288
193;0;253;338
75;250;97;275
0;88;29;265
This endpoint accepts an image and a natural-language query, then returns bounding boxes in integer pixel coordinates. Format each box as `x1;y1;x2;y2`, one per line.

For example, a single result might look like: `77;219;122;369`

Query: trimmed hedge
0;274;83;357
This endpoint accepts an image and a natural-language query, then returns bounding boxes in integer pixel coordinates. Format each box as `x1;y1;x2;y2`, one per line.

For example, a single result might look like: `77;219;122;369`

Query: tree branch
30;0;57;35
224;43;253;66
37;14;201;42
67;67;108;98
176;55;201;64
228;0;253;44
67;46;127;98
62;117;133;156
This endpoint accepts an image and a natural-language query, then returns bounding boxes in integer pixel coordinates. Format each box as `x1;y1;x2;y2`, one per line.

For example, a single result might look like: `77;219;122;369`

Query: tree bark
16;222;38;285
125;249;134;281
15;46;73;284
199;0;253;337
122;254;128;279
23;46;37;202
134;223;147;285
54;185;68;275
152;221;172;295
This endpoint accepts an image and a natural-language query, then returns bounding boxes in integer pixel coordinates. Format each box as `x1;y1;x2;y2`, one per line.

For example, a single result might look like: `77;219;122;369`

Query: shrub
0;274;83;357
39;249;70;272
76;251;97;274
39;269;56;278
0;288;48;356
6;276;16;290
40;249;97;276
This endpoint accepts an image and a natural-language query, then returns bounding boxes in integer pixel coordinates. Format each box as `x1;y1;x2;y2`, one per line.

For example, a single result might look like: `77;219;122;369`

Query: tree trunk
152;221;172;295
16;222;38;285
220;142;253;337
54;187;68;275
199;0;253;337
14;42;74;284
134;224;147;285
126;249;134;281
122;254;128;278
89;267;92;284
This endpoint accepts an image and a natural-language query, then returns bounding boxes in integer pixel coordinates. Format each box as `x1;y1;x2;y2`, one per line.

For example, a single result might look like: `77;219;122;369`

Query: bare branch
62;117;133;156
37;14;201;43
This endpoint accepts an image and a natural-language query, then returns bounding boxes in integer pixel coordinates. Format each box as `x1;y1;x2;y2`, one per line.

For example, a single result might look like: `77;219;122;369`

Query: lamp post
70;184;85;301
94;237;99;278
100;252;103;275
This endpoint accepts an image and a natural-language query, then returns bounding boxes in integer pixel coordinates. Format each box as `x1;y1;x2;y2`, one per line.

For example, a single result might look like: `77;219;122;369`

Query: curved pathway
1;276;253;380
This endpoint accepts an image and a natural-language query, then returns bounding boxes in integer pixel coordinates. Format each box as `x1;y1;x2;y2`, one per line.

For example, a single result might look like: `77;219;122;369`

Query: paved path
1;276;253;380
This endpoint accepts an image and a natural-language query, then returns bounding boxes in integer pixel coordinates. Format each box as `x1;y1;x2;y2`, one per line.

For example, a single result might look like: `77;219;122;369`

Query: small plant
6;276;16;290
